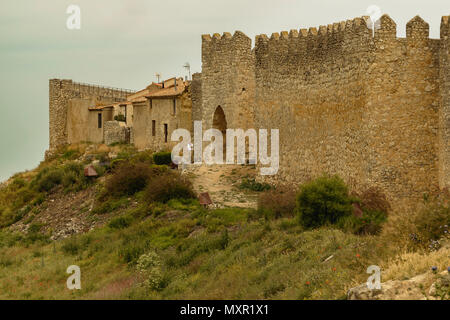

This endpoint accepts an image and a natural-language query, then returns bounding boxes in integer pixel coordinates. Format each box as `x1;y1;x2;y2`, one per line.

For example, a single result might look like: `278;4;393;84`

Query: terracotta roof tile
145;82;186;98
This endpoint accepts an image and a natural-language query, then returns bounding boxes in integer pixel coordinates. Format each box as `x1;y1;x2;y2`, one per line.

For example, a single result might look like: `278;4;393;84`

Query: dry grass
381;243;450;281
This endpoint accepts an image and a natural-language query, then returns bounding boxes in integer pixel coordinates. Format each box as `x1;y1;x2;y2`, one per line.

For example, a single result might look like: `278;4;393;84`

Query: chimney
174;78;177;89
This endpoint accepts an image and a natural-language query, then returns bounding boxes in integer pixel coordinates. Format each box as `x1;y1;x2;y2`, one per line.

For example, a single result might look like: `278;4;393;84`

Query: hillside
0;143;448;300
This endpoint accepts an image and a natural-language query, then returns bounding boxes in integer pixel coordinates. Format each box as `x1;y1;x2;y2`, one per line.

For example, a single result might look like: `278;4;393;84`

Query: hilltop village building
48;14;450;208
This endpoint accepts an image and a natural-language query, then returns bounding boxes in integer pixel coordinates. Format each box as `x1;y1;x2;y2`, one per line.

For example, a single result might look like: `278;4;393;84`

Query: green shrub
31;162;88;193
296;175;354;229
152;151;172;166
119;241;150;264
108;215;133;229
131;150;154;165
114;114;126;122
136;251;163;290
24;223;50;245
145;172;196;203
61;162;88;192
110;158;126;170
32;167;64;192
106;162;163;197
257;188;296;220
62;149;81;160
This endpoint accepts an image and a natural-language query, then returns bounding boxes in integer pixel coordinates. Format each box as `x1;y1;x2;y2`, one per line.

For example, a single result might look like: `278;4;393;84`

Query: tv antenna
155;72;161;83
183;62;191;81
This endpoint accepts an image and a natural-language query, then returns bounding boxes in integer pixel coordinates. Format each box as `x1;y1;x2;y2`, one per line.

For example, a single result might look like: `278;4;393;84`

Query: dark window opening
164;124;168;143
152;120;156;136
242;88;246;91
150;99;153;109
173;99;176;115
98;113;102;129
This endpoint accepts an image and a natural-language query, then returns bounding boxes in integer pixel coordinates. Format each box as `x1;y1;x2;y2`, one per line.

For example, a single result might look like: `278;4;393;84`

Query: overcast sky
0;0;447;181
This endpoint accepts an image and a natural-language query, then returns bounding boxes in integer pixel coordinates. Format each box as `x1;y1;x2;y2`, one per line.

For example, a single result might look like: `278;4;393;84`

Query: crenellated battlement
255;16;371;46
199;14;449;207
253;15;374;68
441;16;449;38
406;15;429;39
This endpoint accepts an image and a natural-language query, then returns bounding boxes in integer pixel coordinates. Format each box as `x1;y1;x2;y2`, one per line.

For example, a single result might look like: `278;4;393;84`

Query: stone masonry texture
49;79;131;150
197;14;450;208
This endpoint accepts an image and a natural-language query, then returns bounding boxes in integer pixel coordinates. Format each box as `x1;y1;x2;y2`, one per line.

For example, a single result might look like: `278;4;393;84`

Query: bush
152;152;172;166
296;175;354;229
136;251;163;290
257;188;296;220
61;162;89;192
340;187;390;235
114;114;126;122
340;209;388;235
62;149;81;160
32;167;64;192
354;187;391;214
145;172;196;203
31;162;88;193
108;215;133;229
106;162;164;197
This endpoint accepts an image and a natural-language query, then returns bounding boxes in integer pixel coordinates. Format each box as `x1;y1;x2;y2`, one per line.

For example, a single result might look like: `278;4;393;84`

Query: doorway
212;106;227;160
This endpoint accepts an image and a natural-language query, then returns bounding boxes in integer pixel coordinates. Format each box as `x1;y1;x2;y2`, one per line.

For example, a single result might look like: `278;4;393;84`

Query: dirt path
183;164;258;209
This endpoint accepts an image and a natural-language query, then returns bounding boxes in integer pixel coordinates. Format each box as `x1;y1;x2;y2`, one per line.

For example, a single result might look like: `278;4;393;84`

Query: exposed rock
348;271;449;300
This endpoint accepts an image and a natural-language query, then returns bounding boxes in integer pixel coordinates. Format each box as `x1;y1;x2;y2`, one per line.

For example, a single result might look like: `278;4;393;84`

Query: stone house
132;77;192;151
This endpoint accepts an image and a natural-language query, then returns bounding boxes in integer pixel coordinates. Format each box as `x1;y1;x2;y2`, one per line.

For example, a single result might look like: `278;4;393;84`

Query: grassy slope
0;201;392;300
0;143;448;300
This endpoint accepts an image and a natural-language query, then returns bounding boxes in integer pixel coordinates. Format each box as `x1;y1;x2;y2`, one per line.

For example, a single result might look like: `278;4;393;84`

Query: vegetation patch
152;152;172;166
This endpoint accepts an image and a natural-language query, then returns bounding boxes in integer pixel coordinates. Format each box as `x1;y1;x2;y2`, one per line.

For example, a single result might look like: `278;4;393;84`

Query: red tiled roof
145;82;186;98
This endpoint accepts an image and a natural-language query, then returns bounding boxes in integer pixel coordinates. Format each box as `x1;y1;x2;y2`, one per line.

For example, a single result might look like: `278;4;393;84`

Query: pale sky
0;0;447;181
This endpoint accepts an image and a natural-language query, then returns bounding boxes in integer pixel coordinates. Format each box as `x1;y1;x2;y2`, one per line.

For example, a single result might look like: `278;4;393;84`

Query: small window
150;99;153;109
152;120;156;136
164;124;168;143
173;99;176;115
98;113;102;129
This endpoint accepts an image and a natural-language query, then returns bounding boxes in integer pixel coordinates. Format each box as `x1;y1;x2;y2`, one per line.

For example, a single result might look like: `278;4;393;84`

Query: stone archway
212;106;227;160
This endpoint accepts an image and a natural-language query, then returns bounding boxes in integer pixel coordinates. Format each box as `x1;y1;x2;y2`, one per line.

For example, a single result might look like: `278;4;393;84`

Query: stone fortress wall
198;14;450;206
49;79;133;150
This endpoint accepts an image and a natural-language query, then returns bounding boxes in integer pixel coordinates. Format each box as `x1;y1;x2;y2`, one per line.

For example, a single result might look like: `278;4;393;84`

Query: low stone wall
104;121;129;145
